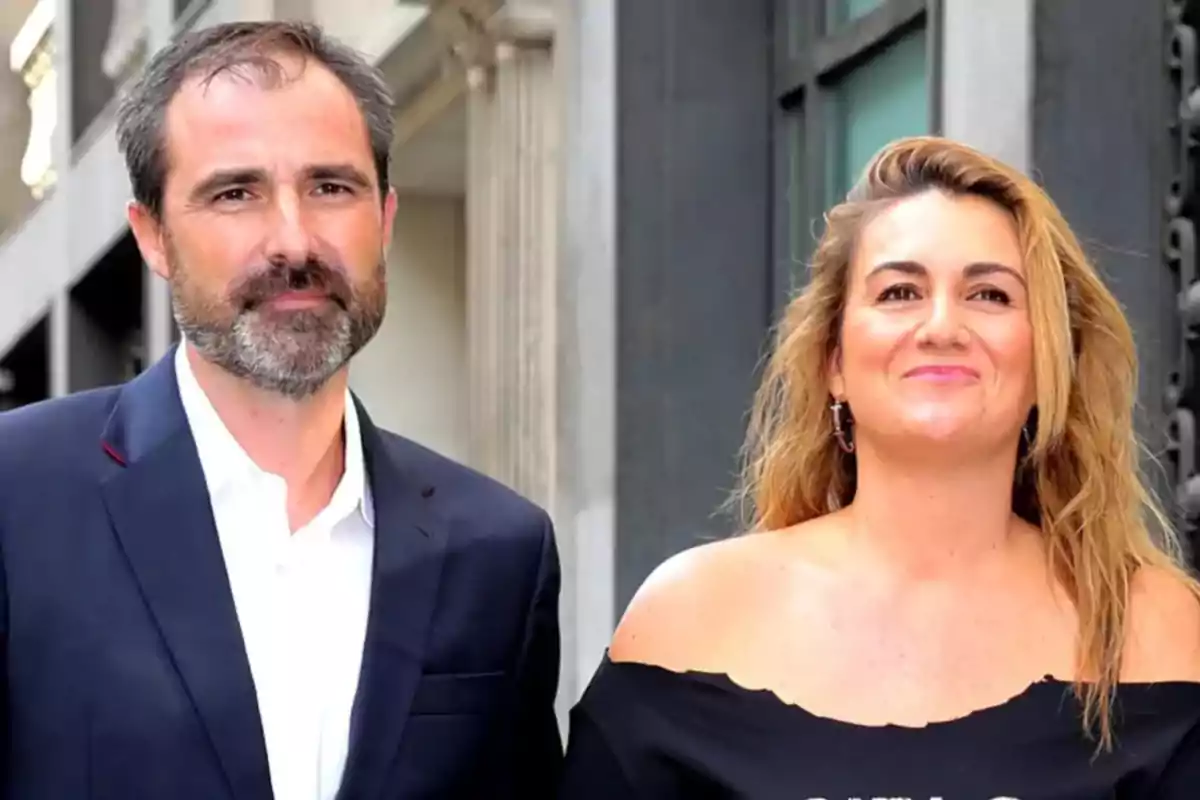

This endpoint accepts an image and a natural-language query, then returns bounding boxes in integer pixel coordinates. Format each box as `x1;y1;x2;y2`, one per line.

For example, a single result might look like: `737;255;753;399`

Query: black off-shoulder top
558;655;1200;799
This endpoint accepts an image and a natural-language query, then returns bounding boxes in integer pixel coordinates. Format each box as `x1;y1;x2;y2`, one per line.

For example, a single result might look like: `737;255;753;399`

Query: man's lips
259;290;333;310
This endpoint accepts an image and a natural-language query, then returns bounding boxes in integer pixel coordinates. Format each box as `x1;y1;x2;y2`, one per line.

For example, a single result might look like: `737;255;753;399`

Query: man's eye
315;183;352;196
213;188;251;202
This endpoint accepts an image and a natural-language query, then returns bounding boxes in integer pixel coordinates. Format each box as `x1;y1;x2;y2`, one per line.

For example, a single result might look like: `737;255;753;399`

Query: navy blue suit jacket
0;351;563;799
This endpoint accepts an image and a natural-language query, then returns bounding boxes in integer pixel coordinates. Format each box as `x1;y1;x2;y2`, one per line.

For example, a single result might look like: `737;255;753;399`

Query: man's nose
263;190;315;264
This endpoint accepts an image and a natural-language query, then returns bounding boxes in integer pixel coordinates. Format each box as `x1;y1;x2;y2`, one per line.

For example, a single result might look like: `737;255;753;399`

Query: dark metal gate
1166;0;1200;563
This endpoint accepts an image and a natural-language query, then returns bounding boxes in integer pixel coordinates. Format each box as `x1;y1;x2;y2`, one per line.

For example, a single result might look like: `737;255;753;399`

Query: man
0;21;562;800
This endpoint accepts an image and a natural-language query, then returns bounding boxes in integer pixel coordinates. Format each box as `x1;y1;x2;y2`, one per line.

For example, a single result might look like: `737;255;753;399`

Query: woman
558;137;1200;798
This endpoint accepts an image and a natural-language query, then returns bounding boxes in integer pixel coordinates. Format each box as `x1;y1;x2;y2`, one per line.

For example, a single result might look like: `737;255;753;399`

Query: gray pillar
555;0;618;712
940;0;1032;172
143;276;174;365
49;292;69;397
48;0;74;398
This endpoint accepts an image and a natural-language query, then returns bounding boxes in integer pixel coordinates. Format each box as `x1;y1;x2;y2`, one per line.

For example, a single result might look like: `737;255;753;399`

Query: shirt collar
174;344;374;527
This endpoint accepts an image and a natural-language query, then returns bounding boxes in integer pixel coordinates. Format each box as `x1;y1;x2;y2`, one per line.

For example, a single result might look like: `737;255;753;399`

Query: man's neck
185;344;347;528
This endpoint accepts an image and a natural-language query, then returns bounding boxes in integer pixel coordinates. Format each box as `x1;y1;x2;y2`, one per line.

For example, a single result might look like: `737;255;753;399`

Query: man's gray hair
115;20;395;218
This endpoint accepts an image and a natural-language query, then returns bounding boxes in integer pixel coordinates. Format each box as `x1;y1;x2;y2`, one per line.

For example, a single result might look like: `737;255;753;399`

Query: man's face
131;53;396;399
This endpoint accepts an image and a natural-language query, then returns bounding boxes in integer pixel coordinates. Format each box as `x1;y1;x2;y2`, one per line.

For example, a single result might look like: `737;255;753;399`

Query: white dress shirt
175;345;375;800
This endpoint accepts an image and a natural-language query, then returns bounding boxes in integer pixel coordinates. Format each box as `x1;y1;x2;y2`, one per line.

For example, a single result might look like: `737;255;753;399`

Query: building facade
0;0;1192;717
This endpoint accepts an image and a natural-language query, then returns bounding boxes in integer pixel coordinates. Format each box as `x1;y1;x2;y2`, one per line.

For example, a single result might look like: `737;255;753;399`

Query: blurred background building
0;0;1192;716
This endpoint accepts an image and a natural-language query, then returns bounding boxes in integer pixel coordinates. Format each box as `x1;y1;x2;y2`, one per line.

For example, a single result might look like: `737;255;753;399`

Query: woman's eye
878;284;920;303
972;287;1011;304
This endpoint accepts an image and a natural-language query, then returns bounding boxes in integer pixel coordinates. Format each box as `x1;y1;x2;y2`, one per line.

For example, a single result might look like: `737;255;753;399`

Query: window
773;0;938;305
826;0;886;31
824;27;929;203
174;0;214;29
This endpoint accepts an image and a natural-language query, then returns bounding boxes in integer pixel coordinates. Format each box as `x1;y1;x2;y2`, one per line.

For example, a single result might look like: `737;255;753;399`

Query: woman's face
829;189;1035;456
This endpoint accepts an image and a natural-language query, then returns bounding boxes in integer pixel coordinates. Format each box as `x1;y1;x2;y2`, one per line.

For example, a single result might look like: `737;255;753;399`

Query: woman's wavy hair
736;135;1199;748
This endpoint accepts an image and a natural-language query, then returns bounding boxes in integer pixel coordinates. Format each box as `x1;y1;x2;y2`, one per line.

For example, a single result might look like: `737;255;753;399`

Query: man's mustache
229;258;353;310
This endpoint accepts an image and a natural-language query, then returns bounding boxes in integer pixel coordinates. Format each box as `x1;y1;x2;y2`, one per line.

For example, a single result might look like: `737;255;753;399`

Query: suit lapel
336;405;449;800
99;351;273;800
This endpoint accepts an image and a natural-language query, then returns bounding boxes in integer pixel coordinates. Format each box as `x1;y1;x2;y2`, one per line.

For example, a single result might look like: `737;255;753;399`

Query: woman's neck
840;441;1028;582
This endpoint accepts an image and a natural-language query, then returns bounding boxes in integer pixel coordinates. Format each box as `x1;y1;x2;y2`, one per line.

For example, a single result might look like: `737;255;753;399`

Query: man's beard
168;247;386;400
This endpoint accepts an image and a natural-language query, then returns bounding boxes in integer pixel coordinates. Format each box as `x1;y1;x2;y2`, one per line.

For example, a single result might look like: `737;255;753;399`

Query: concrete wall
614;0;774;610
0;106;131;361
311;0;426;62
0;194;63;358
351;195;469;462
1032;0;1176;473
0;66;33;240
67;300;128;391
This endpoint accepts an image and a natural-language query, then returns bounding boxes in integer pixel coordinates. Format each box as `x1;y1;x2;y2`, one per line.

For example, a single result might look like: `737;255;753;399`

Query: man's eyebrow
188;168;267;202
305;164;373;188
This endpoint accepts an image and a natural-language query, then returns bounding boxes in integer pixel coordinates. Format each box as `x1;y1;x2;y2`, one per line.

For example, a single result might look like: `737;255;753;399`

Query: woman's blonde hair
737;135;1199;747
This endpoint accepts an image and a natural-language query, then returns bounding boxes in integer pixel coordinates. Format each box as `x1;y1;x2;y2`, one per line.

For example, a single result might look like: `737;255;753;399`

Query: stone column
463;4;558;512
434;0;618;720
11;0;56;201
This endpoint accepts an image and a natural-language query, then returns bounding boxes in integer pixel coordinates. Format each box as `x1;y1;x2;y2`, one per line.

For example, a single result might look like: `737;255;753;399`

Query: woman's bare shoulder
1123;564;1200;682
608;531;785;673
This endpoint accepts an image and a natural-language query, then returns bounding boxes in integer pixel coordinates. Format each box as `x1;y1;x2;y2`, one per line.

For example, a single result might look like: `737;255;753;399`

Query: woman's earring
1021;408;1038;455
831;400;855;454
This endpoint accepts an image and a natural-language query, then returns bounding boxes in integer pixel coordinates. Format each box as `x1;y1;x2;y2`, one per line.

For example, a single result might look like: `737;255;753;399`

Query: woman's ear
828;346;845;400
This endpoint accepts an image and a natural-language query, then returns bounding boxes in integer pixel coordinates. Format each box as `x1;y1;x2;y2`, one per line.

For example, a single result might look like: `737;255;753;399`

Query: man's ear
828;345;846;400
127;201;170;281
381;187;397;252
